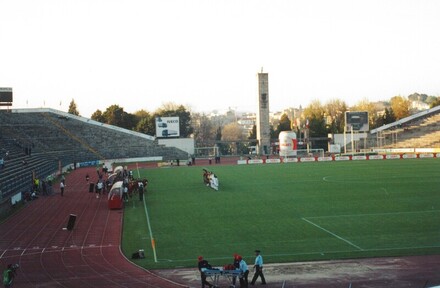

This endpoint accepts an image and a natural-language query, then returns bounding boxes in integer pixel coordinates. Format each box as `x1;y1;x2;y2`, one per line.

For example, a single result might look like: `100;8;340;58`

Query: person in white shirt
209;174;219;191
251;250;266;285
238;255;249;288
96;181;104;198
60;181;65;197
123;185;129;202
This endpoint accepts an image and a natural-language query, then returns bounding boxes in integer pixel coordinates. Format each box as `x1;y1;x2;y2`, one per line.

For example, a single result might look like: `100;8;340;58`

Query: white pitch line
306;209;440;219
302;217;364;251
143;196;158;262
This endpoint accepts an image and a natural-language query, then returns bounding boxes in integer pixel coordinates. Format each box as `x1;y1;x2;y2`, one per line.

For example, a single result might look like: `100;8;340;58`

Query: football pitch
121;158;440;269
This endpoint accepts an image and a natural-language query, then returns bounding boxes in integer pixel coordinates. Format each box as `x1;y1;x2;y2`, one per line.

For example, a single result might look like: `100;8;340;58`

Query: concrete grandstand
0;108;187;215
369;105;440;149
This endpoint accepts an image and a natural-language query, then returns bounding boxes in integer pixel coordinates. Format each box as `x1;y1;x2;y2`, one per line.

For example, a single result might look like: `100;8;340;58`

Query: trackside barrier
237;153;439;165
283;158;298;163
265;159;281;164
352;156;367;161
385;154;401;160
368;155;384;160
420;153;434;158
402;154;417;159
299;157;315;162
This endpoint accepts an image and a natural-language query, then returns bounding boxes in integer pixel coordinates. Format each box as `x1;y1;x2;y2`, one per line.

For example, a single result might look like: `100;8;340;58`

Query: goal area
294;148;324;158
194;146;219;158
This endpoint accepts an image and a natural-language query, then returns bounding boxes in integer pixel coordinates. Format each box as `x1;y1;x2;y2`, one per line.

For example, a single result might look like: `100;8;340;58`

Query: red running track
0;167;188;288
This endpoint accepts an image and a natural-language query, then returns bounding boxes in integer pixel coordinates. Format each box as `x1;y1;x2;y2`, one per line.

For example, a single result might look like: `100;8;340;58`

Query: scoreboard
345;111;369;132
0;87;13;105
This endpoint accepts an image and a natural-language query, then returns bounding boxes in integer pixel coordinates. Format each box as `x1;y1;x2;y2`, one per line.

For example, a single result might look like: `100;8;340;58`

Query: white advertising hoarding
155;117;180;138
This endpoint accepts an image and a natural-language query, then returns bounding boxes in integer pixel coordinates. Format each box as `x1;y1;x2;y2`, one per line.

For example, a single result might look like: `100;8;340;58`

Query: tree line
67;93;440;150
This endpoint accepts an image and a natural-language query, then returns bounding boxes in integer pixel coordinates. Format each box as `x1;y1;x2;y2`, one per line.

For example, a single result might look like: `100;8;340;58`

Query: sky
1;0;439;118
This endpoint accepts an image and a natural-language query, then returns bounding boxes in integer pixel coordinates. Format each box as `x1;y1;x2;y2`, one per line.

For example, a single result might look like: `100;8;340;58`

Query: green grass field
121;158;440;269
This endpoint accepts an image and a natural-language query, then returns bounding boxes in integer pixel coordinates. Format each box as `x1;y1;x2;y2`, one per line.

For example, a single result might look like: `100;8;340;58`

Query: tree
134;109;151;119
135;117;155;135
274;114;291;138
192;112;216;146
91;109;105;123
303;100;326;137
215;126;222;141
134;110;155;135
324;99;348;133
383;107;396;124
101;105;137;130
221;123;245;141
390;96;410;120
68;99;80;116
214;126;229;155
408;93;428;102
429;97;440;108
248;125;257;140
102;105;124;126
221;123;245;155
427;96;439;106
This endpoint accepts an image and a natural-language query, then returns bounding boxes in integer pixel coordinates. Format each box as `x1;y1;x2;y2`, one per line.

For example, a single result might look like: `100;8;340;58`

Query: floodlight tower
256;70;270;155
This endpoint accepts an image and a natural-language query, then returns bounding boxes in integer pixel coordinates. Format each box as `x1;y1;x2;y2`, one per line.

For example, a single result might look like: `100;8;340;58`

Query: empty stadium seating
0;108;187;213
374;112;440;148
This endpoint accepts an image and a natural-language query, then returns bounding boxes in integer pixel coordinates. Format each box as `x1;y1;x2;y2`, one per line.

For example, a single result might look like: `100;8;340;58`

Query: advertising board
155;117;180;138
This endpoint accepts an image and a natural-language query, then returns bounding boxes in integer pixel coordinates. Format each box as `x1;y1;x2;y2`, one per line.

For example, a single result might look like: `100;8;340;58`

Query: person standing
60;181;65;197
138;182;144;201
231;253;240;287
42;180;47;196
47;179;53;195
123;184;129;203
238;255;249;288
250;250;266;285
96;180;103;199
197;256;213;288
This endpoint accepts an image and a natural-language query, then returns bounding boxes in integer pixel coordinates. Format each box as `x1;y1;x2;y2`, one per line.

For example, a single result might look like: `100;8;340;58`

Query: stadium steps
380;113;440;148
0;109;188;206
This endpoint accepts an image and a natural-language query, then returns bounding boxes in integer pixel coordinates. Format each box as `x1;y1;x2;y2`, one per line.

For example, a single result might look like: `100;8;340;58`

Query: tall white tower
257;71;270;155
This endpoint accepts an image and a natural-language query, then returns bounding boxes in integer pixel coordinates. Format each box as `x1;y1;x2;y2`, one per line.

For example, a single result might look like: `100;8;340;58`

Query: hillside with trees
66;93;439;147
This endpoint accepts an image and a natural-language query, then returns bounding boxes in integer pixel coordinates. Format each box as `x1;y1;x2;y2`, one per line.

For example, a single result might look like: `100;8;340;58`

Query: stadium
0;106;439;288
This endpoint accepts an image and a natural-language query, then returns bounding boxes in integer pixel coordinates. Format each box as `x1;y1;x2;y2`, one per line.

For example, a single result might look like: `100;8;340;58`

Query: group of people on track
198;249;266;288
86;166;148;202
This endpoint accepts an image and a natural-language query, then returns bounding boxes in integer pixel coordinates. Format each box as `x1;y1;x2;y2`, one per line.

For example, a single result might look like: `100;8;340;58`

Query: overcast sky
1;0;439;118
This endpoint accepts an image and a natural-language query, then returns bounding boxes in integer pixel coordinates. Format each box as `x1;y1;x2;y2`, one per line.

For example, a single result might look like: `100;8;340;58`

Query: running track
0;167;188;288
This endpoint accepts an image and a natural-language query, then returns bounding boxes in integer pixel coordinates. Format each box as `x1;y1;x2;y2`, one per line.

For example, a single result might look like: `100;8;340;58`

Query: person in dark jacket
197;256;213;288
